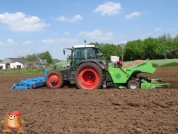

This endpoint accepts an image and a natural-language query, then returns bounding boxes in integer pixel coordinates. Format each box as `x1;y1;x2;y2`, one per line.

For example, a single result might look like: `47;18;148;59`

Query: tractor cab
63;45;101;70
72;45;98;60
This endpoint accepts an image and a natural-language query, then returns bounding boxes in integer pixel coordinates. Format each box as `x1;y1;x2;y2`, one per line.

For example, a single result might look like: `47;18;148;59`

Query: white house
0;64;5;70
0;58;27;70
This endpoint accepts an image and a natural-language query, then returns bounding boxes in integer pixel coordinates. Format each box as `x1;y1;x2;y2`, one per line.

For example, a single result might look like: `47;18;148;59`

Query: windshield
87;48;97;59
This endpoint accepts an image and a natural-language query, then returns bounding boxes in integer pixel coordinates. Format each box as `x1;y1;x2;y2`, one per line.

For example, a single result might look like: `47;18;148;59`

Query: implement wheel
46;70;63;89
75;62;103;90
127;80;140;89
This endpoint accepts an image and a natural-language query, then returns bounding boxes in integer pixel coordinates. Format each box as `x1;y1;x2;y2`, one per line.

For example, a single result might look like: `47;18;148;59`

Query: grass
159;62;178;67
150;58;178;65
0;69;44;75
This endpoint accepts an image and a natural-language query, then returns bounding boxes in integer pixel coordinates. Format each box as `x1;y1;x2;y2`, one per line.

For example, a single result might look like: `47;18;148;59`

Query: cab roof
73;45;96;48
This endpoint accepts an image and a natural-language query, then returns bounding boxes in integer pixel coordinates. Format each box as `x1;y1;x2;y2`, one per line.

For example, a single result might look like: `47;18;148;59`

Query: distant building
0;58;27;70
0;58;59;70
33;58;48;68
53;59;60;63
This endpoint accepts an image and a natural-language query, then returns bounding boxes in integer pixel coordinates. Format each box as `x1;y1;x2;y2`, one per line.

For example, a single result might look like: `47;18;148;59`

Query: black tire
75;62;103;90
127;79;140;89
46;70;63;89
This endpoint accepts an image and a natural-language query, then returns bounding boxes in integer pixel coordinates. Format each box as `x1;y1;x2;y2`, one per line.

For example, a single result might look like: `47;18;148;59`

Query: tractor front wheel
75;62;103;90
46;70;63;89
127;80;140;89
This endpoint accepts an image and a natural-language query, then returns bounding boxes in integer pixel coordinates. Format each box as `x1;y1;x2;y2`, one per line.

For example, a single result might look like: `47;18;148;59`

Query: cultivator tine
140;77;170;89
155;83;170;88
151;78;170;88
151;78;163;83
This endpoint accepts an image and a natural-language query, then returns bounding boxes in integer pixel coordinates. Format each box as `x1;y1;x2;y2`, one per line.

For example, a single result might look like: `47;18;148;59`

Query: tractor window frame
73;48;85;60
87;47;97;59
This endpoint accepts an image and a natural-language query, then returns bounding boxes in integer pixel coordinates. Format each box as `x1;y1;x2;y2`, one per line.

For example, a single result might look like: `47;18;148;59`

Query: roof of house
5;58;27;64
53;59;60;62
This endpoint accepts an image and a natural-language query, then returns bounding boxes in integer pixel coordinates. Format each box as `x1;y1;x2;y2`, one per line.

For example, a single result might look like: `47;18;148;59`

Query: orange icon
1;110;25;133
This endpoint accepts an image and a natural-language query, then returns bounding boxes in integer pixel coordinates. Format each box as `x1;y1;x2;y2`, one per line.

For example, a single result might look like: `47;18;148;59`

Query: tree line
0;33;177;63
89;34;178;61
21;51;53;64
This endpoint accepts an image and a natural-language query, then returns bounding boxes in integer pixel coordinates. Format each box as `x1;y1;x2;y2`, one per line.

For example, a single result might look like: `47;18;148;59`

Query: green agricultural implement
11;42;170;90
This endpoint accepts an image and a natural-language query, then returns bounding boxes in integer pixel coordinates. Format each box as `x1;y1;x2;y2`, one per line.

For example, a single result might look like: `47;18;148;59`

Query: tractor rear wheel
46;70;63;89
127;80;140;89
75;62;103;90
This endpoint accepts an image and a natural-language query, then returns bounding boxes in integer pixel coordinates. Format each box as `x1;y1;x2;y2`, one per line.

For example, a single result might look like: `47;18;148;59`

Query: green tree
100;43;120;60
124;39;144;61
46;55;53;64
117;43;125;60
143;37;159;60
158;34;173;59
172;35;178;58
38;51;53;63
25;54;38;62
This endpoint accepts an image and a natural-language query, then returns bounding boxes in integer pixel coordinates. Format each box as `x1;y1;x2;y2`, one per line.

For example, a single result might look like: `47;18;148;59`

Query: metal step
70;71;76;84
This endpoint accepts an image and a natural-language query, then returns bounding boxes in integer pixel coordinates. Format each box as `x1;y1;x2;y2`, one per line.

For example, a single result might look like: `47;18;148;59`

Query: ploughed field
0;67;178;134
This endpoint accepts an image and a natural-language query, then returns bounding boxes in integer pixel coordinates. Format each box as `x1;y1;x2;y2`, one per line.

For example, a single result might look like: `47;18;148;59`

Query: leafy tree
22;51;53;64
38;51;53;64
25;54;38;62
124;39;144;61
46;54;53;64
158;34;173;59
89;42;104;49
172;35;178;58
117;43;126;61
143;37;159;60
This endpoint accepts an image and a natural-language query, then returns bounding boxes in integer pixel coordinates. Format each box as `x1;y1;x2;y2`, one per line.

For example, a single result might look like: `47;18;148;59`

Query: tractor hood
54;60;70;70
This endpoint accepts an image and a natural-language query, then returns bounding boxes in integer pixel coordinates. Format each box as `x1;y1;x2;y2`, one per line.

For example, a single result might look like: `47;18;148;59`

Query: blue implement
11;69;48;90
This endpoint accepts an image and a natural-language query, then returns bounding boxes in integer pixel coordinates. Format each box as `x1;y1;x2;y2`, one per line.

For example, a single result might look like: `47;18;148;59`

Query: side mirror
63;49;65;55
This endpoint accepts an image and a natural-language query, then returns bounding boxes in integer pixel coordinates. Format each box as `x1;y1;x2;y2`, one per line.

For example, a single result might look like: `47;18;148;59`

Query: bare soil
0;67;178;134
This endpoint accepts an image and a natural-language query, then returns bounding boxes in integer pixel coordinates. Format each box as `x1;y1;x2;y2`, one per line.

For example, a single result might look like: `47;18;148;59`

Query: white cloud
42;37;78;45
94;1;121;16
8;39;17;44
125;11;140;19
155;28;162;31
59;37;78;42
57;16;67;21
79;29;113;41
0;41;4;45
57;15;83;22
23;40;34;45
70;15;83;22
42;39;55;45
0;12;49;32
64;32;70;35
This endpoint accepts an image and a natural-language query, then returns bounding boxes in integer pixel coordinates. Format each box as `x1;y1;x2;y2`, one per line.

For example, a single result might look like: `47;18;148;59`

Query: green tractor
45;44;107;90
45;44;170;90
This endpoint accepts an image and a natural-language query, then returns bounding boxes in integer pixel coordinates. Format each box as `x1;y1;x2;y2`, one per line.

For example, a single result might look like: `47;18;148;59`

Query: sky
0;0;177;60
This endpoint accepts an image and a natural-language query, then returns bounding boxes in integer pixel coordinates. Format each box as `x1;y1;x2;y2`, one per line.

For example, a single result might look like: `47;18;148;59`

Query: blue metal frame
11;69;48;90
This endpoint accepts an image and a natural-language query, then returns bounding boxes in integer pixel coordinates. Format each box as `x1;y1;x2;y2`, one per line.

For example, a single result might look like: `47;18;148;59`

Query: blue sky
0;0;177;60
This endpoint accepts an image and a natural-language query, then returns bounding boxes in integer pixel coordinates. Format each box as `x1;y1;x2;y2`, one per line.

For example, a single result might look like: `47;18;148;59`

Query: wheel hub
130;82;137;89
77;67;100;90
50;78;55;83
88;74;93;79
